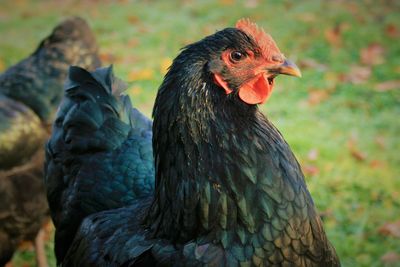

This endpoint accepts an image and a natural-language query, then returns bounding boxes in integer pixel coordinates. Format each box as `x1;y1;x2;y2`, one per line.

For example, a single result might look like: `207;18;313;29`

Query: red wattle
238;73;272;105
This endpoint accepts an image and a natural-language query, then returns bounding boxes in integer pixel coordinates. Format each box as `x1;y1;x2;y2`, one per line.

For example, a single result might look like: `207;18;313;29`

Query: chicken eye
230;51;244;62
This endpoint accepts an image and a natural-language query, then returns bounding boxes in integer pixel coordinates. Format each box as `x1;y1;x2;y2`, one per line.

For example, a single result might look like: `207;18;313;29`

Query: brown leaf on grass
341;65;371;84
347;137;367;162
381;251;400;265
385;24;399;38
298;58;328;71
324;23;345;47
303;165;319;176
378;220;400;238
350;149;367;161
369;160;384;169
307;149;319;161
127;15;140;25
360;43;385;66
374;80;400;92
0;58;5;72
99;52;117;64
325;28;341;47
307;89;330;106
219;0;234;5
244;0;259;8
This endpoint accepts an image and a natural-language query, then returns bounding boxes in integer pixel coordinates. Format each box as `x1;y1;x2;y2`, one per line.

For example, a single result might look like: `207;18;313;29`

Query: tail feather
57;65;134;153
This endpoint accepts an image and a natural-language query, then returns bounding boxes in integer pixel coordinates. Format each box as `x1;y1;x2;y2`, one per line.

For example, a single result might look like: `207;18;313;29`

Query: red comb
236;18;281;57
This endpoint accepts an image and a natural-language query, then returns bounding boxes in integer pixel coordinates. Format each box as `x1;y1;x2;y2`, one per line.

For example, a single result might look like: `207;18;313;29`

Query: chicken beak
267;59;302;78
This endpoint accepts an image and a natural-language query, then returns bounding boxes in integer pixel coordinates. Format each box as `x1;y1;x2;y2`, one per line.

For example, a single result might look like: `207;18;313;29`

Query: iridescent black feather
44;66;154;264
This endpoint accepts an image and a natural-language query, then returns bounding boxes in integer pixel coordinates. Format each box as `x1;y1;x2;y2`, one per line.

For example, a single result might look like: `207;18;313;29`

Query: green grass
1;0;399;266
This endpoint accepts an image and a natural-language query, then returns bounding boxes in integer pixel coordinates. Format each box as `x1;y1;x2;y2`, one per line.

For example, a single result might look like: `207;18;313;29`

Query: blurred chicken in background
0;17;101;267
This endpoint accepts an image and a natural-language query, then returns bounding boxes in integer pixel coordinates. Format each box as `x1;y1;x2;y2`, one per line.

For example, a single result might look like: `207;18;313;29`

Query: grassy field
1;0;399;266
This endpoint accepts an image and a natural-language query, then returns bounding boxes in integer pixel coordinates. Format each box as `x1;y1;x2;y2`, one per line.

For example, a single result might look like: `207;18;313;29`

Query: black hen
62;19;340;266
44;66;154;264
0;17;100;266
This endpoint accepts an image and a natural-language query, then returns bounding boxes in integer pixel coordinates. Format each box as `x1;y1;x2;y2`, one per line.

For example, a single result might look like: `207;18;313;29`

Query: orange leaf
347;136;367;162
160;57;172;75
324;24;342;47
378;220;400;238
127;68;154;81
127;15;140;24
369;160;384;169
0;58;5;72
219;0;234;5
99;53;117;64
360;43;385;66
385;24;399;38
350;149;366;161
303;165;319;176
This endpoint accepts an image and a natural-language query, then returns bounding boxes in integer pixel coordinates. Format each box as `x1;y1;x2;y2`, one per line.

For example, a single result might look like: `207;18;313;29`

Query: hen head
209;19;301;105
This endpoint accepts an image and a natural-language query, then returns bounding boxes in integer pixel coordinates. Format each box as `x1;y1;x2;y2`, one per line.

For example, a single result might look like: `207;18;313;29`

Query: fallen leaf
385;24;399;38
360;43;385;66
347;136;367;162
350;149;367;161
127;15;140;24
127;68;154;81
378;220;400;238
374;80;400;92
341;65;371;84
219;0;233;5
303;165;319;176
0;58;5;72
307;90;330;106
99;52;117;64
381;251;400;265
324;24;343;47
244;0;259;8
369;160;384;169
160;57;172;75
298;58;328;71
307;149;319;161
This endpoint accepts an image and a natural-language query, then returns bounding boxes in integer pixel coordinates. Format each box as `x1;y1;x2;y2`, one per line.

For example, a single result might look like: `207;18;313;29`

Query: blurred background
0;0;399;266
